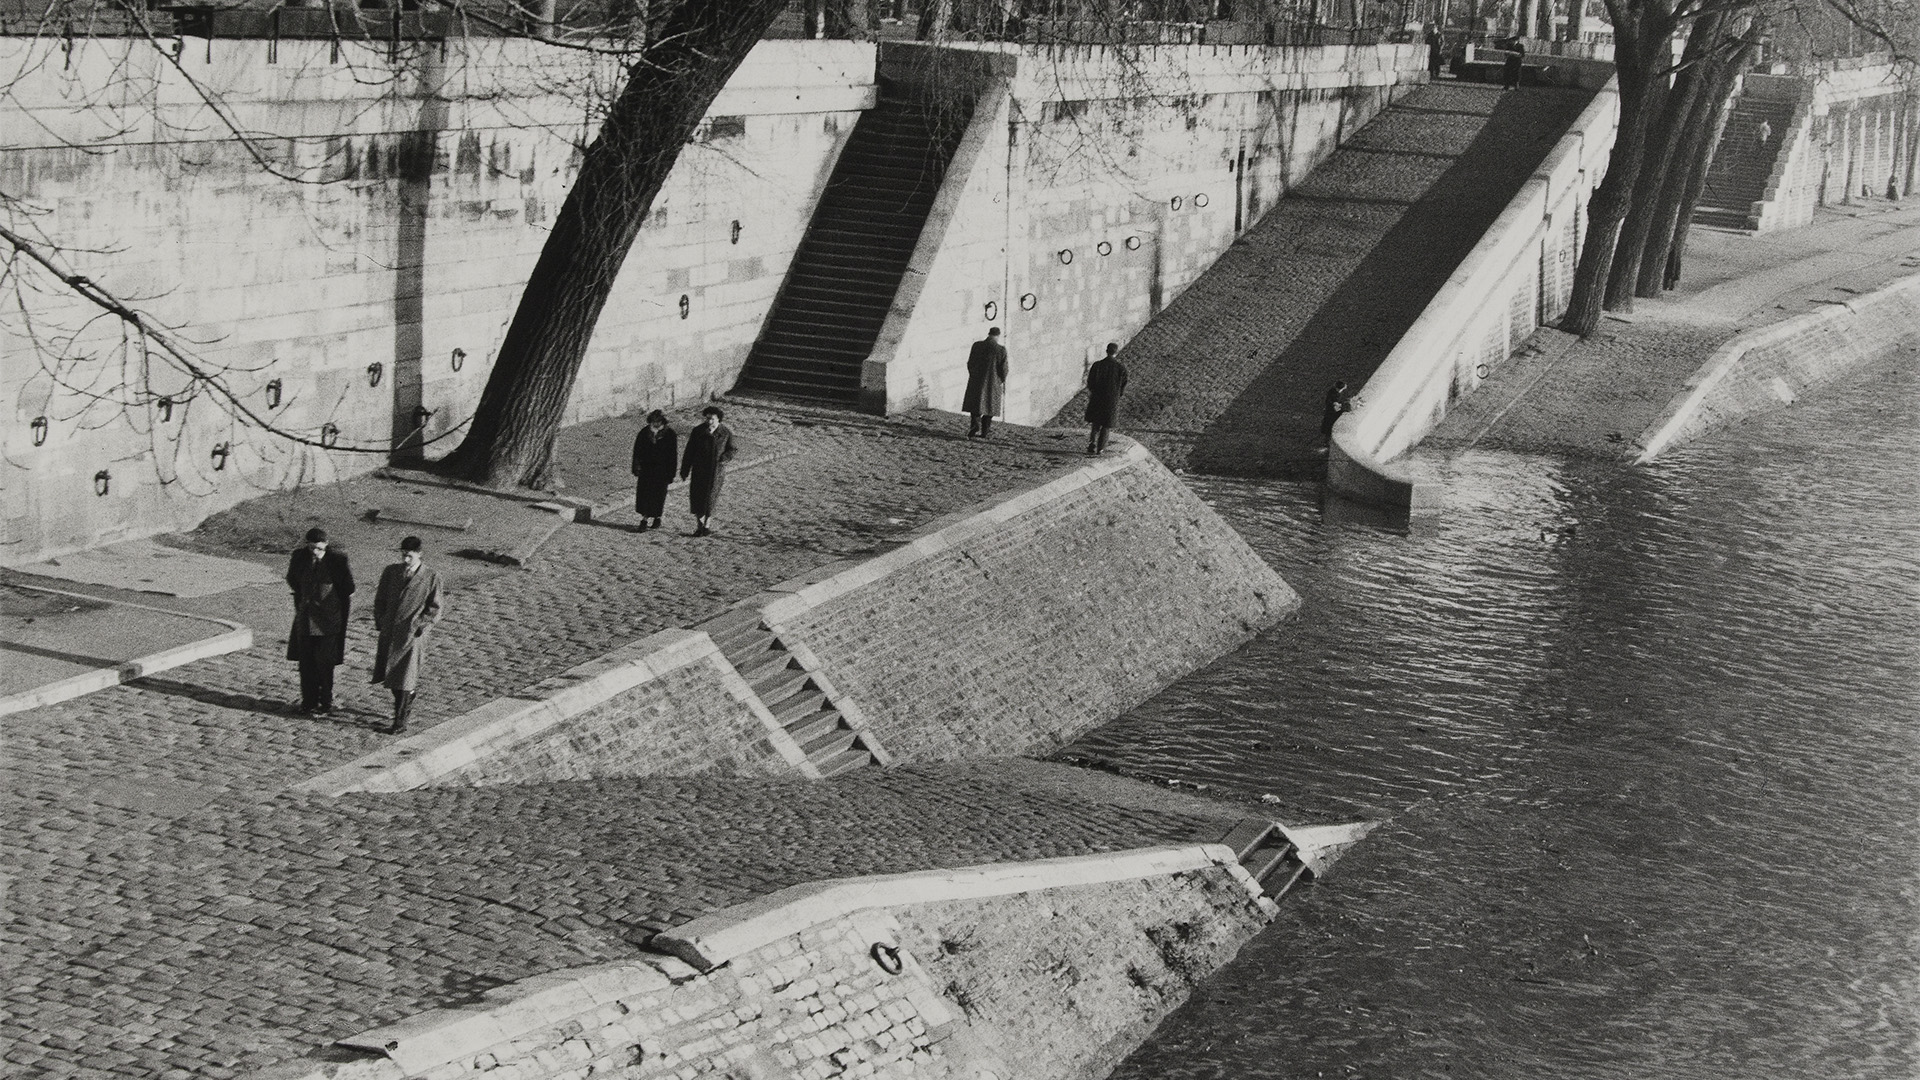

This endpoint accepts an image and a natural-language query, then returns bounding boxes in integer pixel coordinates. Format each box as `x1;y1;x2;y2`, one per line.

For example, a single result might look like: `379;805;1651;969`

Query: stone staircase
732;85;974;407
1220;818;1311;902
1694;95;1797;230
699;607;882;777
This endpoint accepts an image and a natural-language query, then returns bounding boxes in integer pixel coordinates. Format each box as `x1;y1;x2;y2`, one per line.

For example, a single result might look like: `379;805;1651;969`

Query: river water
1071;357;1920;1078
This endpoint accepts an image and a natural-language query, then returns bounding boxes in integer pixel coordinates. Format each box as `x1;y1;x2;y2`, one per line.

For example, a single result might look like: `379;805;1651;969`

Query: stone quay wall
1746;56;1917;232
4;36;1422;567
1329;77;1620;510
871;42;1427;424
749;443;1297;762
1634;270;1920;461
2;36;873;565
298;443;1297;794
263;848;1273;1080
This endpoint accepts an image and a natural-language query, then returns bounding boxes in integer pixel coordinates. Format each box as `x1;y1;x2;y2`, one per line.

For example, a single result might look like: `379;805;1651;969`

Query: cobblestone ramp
1051;82;1594;478
2;763;1236;1079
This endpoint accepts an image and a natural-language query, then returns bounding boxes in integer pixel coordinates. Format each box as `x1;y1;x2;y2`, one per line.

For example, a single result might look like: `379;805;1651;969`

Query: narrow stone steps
813;746;874;777
750;666;814;703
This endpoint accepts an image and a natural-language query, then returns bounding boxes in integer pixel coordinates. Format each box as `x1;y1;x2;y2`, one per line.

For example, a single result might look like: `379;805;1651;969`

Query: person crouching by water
964;326;1007;437
286;527;353;715
1084;342;1129;455
681;405;736;537
372;535;442;734
631;409;677;533
1322;380;1353;445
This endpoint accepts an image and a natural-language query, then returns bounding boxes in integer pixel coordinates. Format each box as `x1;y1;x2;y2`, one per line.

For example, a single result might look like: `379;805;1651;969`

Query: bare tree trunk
1604;9;1723;310
1560;6;1672;337
1637;22;1754;297
441;0;791;488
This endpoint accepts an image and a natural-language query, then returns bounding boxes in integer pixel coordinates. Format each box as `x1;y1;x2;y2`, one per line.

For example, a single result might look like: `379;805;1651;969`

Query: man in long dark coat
372;535;443;734
630;409;677;532
1322;379;1354;441
1084;342;1130;455
286;527;353;714
680;405;736;537
1502;40;1525;89
962;327;1008;437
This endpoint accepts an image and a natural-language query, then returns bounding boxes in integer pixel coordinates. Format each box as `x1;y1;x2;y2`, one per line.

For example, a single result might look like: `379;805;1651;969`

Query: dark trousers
969;412;993;436
298;657;336;709
1088;425;1112;452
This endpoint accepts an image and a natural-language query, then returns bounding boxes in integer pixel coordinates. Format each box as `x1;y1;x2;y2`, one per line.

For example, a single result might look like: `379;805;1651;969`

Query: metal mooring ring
31;415;48;446
265;379;283;409
984;300;998;321
93;469;111;496
870;942;903;975
1476;363;1491;379
1019;292;1037;311
368;362;384;387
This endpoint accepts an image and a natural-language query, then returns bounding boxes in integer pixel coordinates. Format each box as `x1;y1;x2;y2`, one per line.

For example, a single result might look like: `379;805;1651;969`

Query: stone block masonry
753;443;1298;761
1635;270;1920;462
269;847;1272;1080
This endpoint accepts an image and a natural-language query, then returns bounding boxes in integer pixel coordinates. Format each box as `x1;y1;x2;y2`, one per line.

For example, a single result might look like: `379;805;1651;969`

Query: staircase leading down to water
732;86;974;407
1220;818;1311;902
1694;95;1797;230
699;607;882;777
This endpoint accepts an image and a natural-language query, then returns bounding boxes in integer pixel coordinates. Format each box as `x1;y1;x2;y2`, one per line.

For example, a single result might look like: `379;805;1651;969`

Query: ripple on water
1073;359;1920;1078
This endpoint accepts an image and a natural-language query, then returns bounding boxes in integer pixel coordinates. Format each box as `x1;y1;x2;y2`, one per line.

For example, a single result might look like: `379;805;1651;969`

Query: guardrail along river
1070;358;1920;1078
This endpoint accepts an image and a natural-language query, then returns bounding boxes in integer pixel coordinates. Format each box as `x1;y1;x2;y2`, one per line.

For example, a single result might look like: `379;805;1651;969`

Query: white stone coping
653;842;1265;972
757;442;1150;627
1330;77;1621;508
0;585;252;717
291;627;814;795
1633;270;1920;463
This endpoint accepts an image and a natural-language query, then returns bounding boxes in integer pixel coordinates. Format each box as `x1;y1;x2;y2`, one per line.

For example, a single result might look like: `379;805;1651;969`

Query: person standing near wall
631;409;678;533
372;536;442;735
963;327;1008;438
1502;40;1526;90
681;405;737;537
1426;24;1445;79
285;527;353;716
1084;342;1130;456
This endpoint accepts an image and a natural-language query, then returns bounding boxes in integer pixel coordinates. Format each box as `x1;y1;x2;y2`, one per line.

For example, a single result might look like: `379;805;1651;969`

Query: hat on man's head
304;528;328;544
987;327;1001;337
400;536;423;552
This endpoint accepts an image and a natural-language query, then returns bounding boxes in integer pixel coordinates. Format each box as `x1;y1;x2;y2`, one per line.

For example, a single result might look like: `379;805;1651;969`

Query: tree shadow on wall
1185;87;1595;481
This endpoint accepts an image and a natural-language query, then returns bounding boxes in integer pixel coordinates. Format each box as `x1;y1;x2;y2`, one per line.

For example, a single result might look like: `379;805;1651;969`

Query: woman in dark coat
285;527;354;714
630;410;677;532
1083;342;1130;455
680;405;736;537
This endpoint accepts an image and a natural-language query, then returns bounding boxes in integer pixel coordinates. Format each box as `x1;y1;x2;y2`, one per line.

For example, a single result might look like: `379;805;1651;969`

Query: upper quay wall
2;37;1422;565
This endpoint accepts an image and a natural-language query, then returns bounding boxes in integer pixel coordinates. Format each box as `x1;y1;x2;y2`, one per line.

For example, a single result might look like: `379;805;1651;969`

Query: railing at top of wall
1330;76;1620;507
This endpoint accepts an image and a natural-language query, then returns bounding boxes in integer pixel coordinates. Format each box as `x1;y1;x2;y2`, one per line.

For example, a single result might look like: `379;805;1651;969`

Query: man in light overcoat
372;535;443;734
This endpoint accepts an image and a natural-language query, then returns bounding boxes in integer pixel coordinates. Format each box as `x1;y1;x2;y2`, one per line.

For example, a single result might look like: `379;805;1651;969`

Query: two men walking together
965;328;1130;454
285;530;441;733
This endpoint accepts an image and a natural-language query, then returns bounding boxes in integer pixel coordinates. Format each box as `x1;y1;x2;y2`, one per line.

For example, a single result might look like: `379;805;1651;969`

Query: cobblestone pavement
1423;202;1920;459
1;405;1175;1079
1048;82;1594;478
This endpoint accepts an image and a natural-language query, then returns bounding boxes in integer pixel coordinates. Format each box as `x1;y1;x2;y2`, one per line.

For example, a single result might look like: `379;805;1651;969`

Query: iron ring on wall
870;942;904;975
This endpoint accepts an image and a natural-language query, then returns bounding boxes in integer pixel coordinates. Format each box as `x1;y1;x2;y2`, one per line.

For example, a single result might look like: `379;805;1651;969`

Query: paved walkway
1050;81;1595;478
1423;201;1920;458
1;403;1246;1080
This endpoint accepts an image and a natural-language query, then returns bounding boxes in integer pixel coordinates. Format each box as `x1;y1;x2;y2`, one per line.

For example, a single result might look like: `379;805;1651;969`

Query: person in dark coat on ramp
372;536;443;734
1084;342;1130;455
1322;379;1354;442
1502;40;1526;89
630;409;677;532
680;405;736;537
286;527;353;715
963;327;1008;437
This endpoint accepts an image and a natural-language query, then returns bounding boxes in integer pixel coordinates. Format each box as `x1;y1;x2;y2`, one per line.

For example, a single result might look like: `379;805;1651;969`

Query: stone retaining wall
750;443;1297;761
1634;270;1920;461
297;443;1296;793
1329;76;1620;509
262;847;1272;1080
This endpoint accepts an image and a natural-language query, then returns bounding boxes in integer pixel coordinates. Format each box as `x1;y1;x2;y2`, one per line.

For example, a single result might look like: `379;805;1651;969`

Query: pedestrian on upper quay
1084;341;1130;455
1502;40;1526;89
1322;379;1354;441
963;326;1008;438
372;535;442;735
1425;24;1444;79
630;409;678;532
681;404;736;537
285;527;354;716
